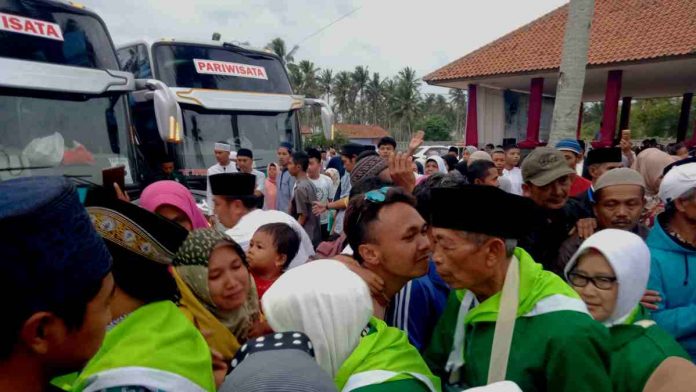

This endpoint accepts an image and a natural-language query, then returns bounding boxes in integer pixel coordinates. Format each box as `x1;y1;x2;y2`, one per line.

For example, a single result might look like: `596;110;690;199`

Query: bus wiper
0;165;54;172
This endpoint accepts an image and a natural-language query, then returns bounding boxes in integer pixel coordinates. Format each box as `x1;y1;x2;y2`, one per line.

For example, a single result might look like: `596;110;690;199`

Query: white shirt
502;167;523;196
206;162;237;215
224;209;315;269
248;169;266;194
310;174;333;225
576;160;584;176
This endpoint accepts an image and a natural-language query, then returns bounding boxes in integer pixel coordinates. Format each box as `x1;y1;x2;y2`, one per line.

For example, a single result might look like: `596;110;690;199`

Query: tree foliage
265;38;464;143
418;115;452;141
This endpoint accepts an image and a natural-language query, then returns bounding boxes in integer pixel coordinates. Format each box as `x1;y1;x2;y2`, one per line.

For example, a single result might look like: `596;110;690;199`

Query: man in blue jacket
648;162;696;360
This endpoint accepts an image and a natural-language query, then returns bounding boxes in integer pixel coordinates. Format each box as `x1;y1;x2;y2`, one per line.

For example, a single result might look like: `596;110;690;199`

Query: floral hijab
173;228;260;341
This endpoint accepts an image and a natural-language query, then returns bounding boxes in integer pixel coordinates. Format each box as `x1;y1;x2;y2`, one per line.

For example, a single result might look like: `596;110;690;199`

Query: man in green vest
53;189;217;392
424;185;613;392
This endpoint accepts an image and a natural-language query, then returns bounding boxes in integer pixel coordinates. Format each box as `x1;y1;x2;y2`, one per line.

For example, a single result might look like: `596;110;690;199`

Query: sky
81;0;567;95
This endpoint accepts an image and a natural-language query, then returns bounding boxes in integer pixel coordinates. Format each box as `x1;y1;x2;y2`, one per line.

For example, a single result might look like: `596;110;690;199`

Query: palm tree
365;72;383;125
449;88;467;139
332;71;353;123
351;66;370;123
287;63;304;93
265;37;296;64
297;60;320;97
318;69;333;106
391;67;422;139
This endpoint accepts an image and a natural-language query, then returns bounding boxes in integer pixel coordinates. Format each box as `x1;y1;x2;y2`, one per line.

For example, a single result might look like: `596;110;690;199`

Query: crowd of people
2;131;696;392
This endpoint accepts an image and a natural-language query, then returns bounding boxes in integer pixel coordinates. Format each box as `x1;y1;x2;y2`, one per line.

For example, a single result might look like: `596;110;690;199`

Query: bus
0;0;180;191
116;39;333;195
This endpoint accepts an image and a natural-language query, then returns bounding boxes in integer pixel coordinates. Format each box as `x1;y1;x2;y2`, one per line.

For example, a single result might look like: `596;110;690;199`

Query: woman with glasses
564;229;694;392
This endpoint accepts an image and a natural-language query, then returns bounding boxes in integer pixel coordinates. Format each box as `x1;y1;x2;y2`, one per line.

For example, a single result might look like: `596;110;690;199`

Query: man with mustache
556;168;648;275
518;147;590;274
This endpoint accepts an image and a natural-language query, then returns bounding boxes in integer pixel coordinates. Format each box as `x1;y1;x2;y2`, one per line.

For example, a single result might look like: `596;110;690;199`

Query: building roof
425;0;696;83
334;124;390;139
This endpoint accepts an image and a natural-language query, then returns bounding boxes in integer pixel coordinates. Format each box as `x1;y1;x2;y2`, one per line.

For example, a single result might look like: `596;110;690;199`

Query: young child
247;223;301;299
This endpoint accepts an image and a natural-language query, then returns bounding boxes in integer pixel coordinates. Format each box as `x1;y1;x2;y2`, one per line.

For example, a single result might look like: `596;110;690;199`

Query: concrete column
677;93;693;142
619;97;632;133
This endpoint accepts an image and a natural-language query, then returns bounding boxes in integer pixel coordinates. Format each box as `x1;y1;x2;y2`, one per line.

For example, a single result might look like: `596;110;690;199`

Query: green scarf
457;247;583;324
335;317;441;391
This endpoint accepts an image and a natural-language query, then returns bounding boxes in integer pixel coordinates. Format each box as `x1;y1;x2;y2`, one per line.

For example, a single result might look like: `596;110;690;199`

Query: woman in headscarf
324;168;341;233
461;145;478;163
172;228;262;366
632;148;676;227
264;162;279;210
565;229;695;392
140;180;209;230
417;156;448;185
262;260;440;392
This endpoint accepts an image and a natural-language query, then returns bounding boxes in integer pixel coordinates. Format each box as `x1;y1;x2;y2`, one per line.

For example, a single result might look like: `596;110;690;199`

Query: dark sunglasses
568;272;617;290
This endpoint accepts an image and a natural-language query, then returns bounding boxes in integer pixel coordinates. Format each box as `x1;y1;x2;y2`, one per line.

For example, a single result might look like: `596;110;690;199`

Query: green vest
335;317;441;392
610;307;690;392
72;301;215;392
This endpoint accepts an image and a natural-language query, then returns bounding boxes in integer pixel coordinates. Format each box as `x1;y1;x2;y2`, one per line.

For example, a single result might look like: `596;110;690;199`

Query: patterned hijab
173;228;260;341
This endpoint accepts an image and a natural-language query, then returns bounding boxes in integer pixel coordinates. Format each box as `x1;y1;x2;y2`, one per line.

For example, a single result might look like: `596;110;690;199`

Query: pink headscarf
140;181;209;229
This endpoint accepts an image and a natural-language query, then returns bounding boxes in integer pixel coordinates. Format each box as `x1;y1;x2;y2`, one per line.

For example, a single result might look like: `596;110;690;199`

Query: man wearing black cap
0;177;113;392
236;148;266;197
574;147;623;216
64;189;216;391
425;185;612;392
516;147;590;272
276;142;295;213
211;173;315;269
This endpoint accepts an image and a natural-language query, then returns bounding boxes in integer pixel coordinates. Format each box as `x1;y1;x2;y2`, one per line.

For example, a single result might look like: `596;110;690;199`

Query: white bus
117;39;333;192
0;0;180;192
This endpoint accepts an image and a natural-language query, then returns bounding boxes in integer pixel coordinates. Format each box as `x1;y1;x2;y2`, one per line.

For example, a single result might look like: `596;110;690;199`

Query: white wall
476;86;505;146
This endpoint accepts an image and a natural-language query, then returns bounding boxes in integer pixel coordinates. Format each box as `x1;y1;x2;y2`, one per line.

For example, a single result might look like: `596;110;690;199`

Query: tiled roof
334;124;390;139
425;0;696;83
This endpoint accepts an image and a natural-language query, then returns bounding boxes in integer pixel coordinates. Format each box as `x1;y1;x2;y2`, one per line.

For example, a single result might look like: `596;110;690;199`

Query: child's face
247;230;286;276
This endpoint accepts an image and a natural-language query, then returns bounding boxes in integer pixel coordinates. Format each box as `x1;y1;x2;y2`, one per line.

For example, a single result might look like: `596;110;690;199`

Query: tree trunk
549;0;595;145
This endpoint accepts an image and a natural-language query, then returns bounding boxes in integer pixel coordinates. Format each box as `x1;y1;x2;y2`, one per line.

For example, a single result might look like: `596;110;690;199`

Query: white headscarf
262;260;373;378
426;156;448;174
564;229;651;326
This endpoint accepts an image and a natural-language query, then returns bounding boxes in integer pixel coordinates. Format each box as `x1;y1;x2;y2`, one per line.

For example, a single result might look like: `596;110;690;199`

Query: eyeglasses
364;187;391;203
567;272;617;290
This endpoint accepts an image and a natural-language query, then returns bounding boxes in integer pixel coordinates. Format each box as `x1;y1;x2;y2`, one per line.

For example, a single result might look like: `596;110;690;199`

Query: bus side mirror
134;79;184;143
304;98;335;140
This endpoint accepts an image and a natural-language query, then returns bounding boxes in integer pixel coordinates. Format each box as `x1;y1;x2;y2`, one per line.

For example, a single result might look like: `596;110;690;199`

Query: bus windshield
0;90;132;183
134;102;298;188
152;42;292;94
0;0;119;69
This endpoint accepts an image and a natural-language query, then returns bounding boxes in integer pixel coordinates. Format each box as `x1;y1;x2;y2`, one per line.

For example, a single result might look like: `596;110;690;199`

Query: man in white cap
206;141;237;215
647;162;696;361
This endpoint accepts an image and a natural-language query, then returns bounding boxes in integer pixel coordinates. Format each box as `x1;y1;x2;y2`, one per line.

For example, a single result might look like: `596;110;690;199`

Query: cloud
82;0;567;94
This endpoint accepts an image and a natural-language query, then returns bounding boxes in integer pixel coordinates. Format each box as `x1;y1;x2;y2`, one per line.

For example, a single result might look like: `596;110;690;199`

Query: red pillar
593;70;622;148
465;84;479;147
519;78;544;149
576;102;584;140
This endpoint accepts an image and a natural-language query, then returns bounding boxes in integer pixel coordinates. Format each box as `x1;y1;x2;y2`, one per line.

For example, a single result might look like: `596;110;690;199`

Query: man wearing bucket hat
647;162;696;361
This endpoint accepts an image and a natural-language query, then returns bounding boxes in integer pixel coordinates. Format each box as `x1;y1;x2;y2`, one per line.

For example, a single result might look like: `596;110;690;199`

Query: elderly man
648;162;696;361
556;168;648;274
425;185;612;392
518;147;589;272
